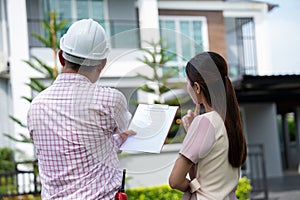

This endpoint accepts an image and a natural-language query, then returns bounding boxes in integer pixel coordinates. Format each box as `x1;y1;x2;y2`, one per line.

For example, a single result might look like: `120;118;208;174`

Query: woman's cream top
180;111;239;200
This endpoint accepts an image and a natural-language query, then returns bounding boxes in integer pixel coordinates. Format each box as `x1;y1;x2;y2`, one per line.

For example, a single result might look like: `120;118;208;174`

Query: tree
136;39;189;139
3;12;67;145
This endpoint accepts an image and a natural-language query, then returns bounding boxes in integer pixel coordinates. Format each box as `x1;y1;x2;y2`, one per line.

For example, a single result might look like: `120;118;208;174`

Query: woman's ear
194;82;201;94
58;50;65;66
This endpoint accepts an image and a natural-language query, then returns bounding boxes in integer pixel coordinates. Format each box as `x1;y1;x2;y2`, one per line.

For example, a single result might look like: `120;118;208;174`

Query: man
27;19;135;199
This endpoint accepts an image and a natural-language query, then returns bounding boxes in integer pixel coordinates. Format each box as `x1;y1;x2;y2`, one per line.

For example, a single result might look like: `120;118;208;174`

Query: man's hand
119;130;136;142
182;104;200;132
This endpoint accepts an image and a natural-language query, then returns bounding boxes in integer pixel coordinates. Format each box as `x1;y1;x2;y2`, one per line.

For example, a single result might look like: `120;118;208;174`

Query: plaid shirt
27;73;131;200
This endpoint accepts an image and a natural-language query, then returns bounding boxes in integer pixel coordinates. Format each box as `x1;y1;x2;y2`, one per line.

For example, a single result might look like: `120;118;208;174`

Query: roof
223;0;279;11
233;75;300;113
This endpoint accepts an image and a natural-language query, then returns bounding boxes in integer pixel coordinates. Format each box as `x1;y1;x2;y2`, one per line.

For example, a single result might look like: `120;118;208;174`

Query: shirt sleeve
111;90;132;148
112;134;123;148
112;90;132;133
179;115;216;164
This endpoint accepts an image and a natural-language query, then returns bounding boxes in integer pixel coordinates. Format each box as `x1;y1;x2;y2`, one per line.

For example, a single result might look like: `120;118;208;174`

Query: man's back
28;73;131;199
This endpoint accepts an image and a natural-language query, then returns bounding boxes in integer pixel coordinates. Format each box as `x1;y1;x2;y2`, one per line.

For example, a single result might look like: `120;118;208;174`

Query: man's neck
62;68;77;73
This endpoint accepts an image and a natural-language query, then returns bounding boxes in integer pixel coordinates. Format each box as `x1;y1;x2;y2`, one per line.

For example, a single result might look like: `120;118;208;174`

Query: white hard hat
60;18;109;66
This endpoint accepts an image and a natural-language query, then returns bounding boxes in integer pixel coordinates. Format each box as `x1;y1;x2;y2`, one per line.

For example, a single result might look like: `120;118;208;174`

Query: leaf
138;85;155;93
137;56;157;69
56;20;69;30
3;133;33;144
136;73;154;81
30;32;51;47
159;85;170;94
41;19;51;32
140;47;155;57
161;67;178;80
31;78;48;90
8;115;27;128
25;78;48;93
31;56;55;78
21;96;33;103
23;59;46;75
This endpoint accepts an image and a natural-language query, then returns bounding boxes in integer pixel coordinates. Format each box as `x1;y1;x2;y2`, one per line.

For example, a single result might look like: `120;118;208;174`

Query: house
0;0;299;188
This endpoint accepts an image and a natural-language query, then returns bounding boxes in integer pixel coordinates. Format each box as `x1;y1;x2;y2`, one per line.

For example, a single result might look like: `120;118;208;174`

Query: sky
259;0;300;74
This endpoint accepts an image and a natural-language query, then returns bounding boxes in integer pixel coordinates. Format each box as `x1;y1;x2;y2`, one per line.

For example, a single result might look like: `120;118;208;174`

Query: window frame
159;15;209;79
44;0;107;22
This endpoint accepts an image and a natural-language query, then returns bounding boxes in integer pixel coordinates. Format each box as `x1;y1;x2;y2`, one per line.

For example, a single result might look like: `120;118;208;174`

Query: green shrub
0;147;17;195
0;147;15;172
126;177;252;200
126;185;183;200
236;176;252;200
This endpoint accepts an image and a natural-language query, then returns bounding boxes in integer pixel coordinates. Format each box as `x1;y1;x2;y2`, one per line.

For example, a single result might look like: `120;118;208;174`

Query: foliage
126;177;252;200
0;176;18;196
0;147;15;172
126;185;183;200
3;11;67;144
30;11;68;78
0;160;40;198
0;147;17;195
287;113;296;141
136;39;189;139
136;39;178;103
236;176;252;200
1;195;41;200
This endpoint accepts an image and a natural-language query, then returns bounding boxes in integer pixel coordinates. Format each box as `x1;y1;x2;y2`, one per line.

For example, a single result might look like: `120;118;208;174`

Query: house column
137;0;160;47
7;0;34;160
253;5;273;75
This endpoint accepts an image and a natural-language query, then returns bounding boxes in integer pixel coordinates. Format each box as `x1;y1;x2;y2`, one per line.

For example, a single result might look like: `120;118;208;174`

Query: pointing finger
187;109;193;116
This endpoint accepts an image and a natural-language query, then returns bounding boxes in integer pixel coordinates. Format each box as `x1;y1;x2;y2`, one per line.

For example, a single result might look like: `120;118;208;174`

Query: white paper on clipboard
120;104;179;153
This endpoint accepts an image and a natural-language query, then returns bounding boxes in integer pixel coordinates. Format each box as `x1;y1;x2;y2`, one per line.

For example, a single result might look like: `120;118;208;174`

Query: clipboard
120;104;179;153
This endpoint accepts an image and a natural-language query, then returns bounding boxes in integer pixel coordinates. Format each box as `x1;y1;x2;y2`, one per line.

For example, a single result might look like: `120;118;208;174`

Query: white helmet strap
62;51;102;66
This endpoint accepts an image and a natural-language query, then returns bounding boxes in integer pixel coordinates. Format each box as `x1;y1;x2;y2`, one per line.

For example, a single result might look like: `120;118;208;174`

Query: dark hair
65;60;81;72
185;51;247;168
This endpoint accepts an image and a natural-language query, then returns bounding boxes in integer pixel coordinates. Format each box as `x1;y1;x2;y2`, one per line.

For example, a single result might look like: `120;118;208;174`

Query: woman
169;52;247;200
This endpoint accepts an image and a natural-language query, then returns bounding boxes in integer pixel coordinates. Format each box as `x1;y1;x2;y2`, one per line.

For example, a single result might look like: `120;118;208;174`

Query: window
30;0;139;49
43;0;105;36
159;16;209;79
225;17;257;77
44;0;104;21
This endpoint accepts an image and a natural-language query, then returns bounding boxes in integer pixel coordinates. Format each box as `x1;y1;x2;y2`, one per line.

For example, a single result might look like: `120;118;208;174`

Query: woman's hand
119;130;136;142
182;104;200;132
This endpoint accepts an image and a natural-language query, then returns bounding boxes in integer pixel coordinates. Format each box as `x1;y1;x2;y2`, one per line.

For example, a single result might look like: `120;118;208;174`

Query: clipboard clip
146;104;169;111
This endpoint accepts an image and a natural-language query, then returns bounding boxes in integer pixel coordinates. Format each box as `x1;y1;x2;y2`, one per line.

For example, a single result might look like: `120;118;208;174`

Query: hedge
126;185;183;200
126;177;251;200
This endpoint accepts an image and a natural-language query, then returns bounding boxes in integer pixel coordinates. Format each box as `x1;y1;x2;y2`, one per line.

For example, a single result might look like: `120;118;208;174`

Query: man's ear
58;50;65;66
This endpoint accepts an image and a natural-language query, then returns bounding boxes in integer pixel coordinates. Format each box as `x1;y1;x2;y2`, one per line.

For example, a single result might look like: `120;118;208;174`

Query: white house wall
7;0;34;160
223;2;272;75
138;0;160;46
0;78;13;148
119;143;181;188
242;103;283;177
